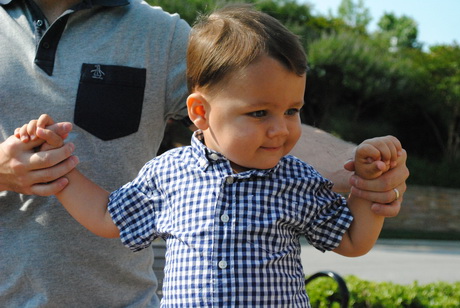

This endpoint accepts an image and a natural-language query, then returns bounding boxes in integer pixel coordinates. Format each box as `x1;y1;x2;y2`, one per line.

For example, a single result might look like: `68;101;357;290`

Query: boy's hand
15;114;72;151
348;149;407;216
354;136;402;180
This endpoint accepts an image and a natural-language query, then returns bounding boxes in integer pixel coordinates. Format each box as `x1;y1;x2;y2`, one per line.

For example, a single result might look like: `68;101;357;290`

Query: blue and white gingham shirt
108;131;353;307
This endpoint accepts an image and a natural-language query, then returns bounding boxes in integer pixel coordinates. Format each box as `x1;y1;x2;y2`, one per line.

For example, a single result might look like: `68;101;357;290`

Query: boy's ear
187;93;209;130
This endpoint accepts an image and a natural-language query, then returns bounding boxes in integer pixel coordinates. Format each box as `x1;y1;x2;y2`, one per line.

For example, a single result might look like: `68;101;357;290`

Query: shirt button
209;153;219;161
218;260;228;269
226;177;234;184
36;20;43;27
221;214;229;223
42;42;50;49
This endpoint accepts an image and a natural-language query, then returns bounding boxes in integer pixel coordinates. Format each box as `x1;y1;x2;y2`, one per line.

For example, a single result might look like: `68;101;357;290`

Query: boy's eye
285;108;300;116
249;110;267;118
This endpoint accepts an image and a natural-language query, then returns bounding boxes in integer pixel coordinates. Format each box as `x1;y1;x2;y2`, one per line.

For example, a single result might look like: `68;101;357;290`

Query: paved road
300;239;460;285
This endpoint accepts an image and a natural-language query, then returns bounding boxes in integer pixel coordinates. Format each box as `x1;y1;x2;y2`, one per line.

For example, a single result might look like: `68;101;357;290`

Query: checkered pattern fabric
108;131;353;307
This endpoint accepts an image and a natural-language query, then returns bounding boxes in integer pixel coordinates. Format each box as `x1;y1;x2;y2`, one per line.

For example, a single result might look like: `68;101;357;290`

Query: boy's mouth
260;145;283;151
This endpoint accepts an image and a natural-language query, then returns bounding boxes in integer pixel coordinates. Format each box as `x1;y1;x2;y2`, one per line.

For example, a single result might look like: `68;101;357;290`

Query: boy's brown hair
186;4;308;93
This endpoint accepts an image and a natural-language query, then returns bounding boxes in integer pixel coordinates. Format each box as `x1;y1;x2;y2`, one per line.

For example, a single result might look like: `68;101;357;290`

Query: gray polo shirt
0;0;189;306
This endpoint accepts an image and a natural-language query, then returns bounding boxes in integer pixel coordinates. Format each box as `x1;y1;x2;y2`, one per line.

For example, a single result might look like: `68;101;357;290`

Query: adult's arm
0;123;78;196
290;124;355;192
290;124;409;217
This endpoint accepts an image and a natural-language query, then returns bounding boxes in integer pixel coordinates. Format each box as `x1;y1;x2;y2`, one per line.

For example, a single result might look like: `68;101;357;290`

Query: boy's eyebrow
243;100;305;108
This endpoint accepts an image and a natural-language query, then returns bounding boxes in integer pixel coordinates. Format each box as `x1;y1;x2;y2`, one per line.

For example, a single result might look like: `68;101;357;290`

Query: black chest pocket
74;64;146;141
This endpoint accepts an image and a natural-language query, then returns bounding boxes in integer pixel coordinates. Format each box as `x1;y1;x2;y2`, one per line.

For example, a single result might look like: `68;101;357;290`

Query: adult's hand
346;149;409;217
0;124;78;196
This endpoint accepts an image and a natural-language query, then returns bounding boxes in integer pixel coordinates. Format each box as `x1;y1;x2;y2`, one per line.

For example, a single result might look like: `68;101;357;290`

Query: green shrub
306;275;460;307
406;156;460;188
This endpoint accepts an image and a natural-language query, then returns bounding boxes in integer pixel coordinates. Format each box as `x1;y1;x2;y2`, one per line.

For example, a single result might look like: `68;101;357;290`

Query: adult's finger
25;155;79;194
370;198;402;217
343;159;355;172
350;181;407;205
29;177;70;197
28;142;76;170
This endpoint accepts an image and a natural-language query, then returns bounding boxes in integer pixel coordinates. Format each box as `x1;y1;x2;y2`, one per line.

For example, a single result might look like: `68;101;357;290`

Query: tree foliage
337;0;371;33
305;32;399;134
377;12;421;49
425;44;460;162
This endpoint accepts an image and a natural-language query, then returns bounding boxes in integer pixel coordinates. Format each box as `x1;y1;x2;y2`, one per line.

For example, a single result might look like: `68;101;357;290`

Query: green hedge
306;275;460;308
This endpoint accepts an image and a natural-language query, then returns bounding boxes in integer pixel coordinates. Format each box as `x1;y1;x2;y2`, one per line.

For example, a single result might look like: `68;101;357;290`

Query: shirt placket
212;173;237;307
23;0;72;75
33;15;70;75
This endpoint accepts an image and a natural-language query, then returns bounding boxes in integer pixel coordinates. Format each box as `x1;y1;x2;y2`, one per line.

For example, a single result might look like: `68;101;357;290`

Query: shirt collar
0;0;129;6
190;130;225;172
190;130;280;178
91;0;129;7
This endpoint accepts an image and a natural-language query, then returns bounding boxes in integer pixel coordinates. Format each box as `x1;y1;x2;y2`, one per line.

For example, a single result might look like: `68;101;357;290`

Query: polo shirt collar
90;0;130;7
0;0;129;6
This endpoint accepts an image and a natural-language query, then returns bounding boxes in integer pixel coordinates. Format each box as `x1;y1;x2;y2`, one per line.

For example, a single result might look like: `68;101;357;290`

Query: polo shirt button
226;177;234;184
221;214;229;223
42;42;50;49
209;153;219;161
218;260;228;269
36;20;43;27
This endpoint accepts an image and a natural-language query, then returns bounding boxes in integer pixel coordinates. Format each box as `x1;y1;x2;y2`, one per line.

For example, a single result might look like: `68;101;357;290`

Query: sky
301;0;460;49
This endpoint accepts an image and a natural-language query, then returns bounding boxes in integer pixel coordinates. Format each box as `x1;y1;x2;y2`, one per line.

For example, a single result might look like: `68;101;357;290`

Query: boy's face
200;55;306;172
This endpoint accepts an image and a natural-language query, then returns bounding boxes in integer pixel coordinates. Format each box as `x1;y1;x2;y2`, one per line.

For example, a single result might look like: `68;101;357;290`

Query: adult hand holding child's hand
0;114;78;195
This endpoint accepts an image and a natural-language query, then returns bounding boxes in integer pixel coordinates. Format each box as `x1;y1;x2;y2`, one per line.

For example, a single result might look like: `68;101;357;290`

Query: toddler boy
17;4;402;307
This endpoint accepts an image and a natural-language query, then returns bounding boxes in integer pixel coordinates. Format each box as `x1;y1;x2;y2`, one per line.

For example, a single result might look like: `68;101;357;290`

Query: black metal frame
305;270;350;308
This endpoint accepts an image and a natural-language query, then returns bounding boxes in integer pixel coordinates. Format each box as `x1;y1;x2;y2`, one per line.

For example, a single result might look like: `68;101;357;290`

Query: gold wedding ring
393;188;400;201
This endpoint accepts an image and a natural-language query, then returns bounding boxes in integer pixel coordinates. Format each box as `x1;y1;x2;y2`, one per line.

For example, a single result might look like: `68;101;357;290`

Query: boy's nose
267;117;289;138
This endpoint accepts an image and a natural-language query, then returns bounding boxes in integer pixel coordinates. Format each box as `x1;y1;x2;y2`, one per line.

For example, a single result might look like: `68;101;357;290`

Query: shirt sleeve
302;172;353;252
108;160;164;252
163;13;190;121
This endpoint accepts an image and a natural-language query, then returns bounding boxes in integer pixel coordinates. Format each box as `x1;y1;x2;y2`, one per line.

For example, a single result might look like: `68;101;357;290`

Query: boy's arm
333;136;402;257
56;169;120;238
333;194;384;257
